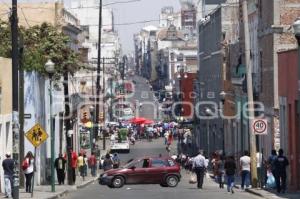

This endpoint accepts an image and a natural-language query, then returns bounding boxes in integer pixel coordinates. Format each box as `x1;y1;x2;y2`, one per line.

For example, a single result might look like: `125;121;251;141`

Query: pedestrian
112;153;121;169
216;155;225;189
77;153;85;180
54;153;66;185
23;151;34;193
267;149;277;183
164;131;169;145
103;153;113;171
71;150;78;183
240;150;251;189
2;152;14;198
83;154;88;177
274;149;289;194
224;156;236;194
192;150;207;189
88;152;97;177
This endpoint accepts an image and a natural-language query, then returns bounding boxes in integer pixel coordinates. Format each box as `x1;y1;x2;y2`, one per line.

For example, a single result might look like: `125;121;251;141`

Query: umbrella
129;117;146;124
143;119;154;125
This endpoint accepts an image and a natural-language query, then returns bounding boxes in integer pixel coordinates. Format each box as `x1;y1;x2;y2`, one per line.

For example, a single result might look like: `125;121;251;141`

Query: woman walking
103;154;113;171
224;156;236;194
23;151;34;193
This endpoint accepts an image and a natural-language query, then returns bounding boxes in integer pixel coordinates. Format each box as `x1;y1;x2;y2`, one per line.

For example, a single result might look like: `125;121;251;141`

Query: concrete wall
0;57;12;193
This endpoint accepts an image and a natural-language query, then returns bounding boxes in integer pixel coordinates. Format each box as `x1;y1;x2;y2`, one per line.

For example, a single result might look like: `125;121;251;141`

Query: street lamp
205;107;212;157
45;59;55;192
293;17;300;45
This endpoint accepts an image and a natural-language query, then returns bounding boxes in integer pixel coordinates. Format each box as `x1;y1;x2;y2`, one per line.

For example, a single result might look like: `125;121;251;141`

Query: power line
20;7;31;27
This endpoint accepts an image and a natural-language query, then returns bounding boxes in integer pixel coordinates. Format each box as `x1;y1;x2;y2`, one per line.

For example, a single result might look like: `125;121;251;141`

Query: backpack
22;158;29;171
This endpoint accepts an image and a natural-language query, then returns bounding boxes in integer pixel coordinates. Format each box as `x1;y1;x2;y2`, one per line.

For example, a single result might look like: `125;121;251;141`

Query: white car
110;140;130;153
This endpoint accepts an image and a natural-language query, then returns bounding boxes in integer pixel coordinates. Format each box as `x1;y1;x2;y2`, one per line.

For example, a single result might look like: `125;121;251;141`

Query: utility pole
63;73;73;185
10;0;20;198
96;0;102;151
18;34;25;189
102;57;106;150
242;0;258;187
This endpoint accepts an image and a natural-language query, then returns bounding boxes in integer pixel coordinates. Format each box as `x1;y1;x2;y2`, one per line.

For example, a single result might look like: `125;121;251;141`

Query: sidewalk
19;176;98;199
1;139;110;199
232;175;300;199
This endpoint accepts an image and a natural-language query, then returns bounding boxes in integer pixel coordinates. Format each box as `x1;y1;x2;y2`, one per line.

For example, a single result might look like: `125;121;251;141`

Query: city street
1;0;300;198
65;139;259;199
129;75;158;120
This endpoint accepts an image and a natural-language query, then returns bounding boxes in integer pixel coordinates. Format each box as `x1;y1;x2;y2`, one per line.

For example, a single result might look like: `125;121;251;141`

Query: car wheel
112;176;125;188
166;175;179;187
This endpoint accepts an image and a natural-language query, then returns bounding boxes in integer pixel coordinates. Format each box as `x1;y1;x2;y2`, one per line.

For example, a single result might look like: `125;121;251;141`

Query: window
167;159;175;167
151;159;166;168
133;159;150;168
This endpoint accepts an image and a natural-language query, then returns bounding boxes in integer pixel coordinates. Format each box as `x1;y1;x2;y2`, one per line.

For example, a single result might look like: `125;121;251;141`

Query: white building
159;7;182;29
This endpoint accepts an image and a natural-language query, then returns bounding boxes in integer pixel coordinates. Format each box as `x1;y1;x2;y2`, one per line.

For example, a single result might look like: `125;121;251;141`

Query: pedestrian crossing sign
25;123;48;148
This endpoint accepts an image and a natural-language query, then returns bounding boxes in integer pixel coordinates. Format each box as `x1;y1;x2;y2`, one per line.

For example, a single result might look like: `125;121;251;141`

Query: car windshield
122;159;136;168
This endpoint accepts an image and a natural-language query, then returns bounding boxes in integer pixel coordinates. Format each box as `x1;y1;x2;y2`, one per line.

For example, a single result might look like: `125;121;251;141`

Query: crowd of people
176;148;289;194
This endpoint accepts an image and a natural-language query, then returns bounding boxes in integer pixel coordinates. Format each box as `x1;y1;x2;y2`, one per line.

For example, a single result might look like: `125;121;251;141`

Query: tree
0;20;81;77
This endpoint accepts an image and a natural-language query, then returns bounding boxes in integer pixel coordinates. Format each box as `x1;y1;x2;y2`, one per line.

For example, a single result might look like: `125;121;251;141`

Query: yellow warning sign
25;124;48;148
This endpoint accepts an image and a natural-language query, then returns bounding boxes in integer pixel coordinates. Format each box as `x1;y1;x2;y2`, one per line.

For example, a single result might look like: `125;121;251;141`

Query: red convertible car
98;156;181;188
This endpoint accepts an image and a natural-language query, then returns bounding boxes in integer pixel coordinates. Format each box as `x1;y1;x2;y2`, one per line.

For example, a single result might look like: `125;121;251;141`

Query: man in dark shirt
54;153;67;185
224;156;236;194
274;149;289;193
2;152;14;198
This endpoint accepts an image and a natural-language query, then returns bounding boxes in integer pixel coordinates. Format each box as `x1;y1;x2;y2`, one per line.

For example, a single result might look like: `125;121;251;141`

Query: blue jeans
241;170;250;189
90;165;96;177
4;175;12;197
227;175;235;192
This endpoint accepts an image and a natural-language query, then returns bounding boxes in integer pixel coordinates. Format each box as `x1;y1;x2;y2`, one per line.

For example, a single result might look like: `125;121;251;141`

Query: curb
77;177;98;189
45;177;98;199
245;189;265;198
46;190;69;199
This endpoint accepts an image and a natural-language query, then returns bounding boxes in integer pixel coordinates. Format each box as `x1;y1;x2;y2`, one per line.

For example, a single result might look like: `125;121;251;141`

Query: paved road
65;139;259;199
127;75;161;121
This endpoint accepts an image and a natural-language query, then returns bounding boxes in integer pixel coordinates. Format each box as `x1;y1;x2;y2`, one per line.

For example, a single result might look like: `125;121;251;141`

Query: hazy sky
11;0;181;53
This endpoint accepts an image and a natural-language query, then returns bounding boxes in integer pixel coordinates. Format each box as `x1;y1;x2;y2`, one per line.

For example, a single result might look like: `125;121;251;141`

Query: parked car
98;156;181;188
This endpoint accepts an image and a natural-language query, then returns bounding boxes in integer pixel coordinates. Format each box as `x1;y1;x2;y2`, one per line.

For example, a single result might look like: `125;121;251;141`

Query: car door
147;158;168;183
126;159;149;184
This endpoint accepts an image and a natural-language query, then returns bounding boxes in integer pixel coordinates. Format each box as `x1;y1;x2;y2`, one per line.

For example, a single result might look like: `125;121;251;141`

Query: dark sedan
99;156;181;188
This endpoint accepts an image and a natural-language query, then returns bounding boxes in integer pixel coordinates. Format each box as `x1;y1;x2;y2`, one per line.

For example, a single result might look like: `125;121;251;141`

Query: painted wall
0;57;12;193
278;49;300;191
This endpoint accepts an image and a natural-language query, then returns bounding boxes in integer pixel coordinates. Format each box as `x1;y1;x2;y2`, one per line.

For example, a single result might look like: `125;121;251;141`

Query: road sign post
252;119;268;135
25;123;48;197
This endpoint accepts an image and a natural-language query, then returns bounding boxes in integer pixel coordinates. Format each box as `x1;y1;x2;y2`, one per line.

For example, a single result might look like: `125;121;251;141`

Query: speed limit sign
252;119;268;135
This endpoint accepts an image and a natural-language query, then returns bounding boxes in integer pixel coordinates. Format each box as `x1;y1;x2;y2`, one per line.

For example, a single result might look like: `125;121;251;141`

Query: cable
20;7;31;27
85;2;240;27
20;0;142;10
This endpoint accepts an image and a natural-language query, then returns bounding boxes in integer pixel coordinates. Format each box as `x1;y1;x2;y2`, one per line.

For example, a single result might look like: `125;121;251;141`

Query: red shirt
71;152;78;168
89;155;97;166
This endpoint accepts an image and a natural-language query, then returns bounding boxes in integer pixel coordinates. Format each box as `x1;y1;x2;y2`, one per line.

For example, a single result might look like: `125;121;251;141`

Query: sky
7;0;182;53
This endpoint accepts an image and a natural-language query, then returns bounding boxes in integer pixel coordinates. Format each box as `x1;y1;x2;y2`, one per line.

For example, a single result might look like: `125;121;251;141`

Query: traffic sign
25;123;49;148
252;119;268;135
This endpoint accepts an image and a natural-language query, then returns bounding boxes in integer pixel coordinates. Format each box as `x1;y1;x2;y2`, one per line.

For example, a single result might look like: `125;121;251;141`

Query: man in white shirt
192;150;207;189
240;151;251;189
